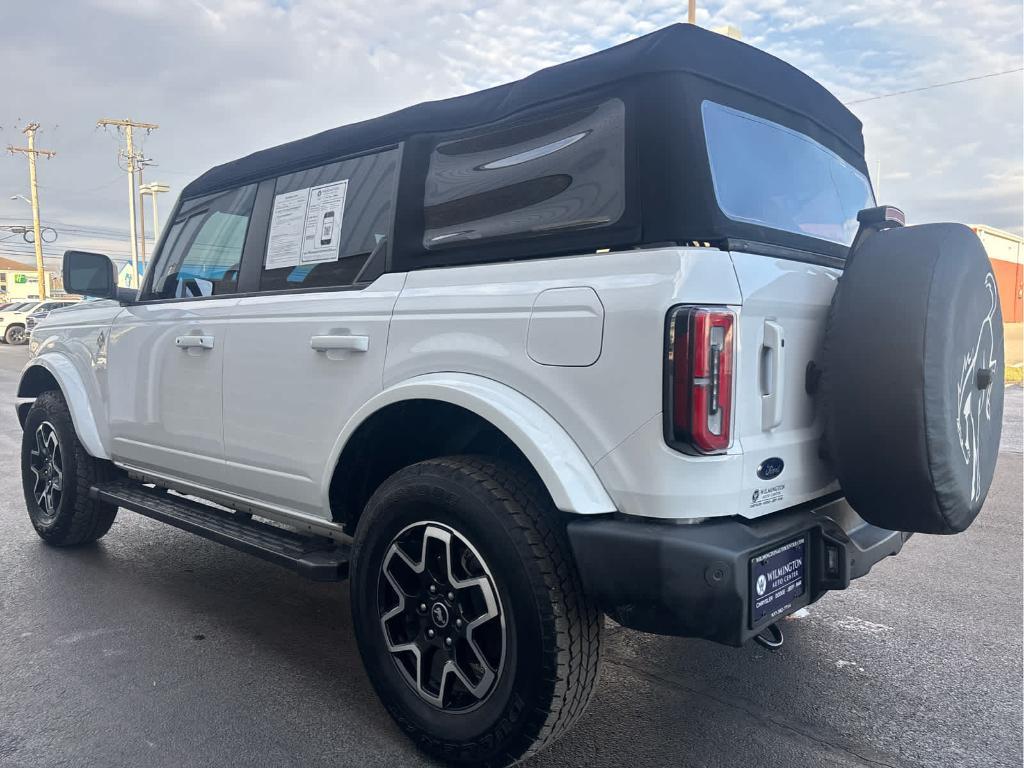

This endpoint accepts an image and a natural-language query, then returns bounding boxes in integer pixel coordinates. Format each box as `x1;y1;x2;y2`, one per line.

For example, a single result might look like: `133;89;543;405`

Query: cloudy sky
1;0;1021;270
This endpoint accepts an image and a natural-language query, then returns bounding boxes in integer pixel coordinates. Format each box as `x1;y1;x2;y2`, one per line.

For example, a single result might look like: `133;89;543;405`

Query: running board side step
89;480;350;581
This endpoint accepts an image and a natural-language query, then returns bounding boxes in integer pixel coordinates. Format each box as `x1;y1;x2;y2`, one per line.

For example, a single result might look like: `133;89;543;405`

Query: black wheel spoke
30;422;62;518
378;521;506;711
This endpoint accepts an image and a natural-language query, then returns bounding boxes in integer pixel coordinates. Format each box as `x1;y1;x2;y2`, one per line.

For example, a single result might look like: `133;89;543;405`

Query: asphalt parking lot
0;343;1020;768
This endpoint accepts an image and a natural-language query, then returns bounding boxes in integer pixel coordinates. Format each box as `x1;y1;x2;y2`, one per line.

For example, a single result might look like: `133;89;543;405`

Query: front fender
17;354;109;460
324;373;616;515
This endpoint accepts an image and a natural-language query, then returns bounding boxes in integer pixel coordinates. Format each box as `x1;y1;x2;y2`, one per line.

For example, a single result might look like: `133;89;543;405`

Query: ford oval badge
757;457;784;481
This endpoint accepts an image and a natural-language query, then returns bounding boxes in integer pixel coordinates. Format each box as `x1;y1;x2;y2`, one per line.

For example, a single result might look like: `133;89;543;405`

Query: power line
844;67;1023;105
1;216;131;238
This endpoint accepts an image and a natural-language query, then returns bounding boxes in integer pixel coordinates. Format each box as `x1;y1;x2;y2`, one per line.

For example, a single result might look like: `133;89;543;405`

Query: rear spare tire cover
823;223;1003;534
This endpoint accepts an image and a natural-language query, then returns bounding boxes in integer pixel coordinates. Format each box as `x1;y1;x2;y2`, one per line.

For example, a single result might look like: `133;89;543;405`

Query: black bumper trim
566;496;907;647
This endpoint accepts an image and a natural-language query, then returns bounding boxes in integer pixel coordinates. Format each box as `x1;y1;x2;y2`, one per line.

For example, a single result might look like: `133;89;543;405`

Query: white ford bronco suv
17;25;1004;767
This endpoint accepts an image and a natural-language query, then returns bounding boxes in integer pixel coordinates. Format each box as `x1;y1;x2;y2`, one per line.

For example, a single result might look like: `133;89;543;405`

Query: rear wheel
350;457;602;767
21;390;118;546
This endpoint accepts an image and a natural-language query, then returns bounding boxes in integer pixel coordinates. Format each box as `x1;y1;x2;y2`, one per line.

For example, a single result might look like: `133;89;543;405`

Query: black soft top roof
184;24;863;199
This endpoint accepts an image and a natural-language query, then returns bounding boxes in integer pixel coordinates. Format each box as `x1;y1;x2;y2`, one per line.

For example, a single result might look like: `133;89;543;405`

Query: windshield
702;101;874;247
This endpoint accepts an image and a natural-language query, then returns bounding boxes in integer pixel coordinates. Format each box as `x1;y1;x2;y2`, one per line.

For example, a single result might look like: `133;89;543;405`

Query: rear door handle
175;335;215;350
760;320;785;430
310;334;369;353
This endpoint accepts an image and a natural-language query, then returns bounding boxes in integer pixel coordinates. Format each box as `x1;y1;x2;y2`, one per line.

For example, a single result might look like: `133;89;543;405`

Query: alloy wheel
29;421;63;518
377;521;506;711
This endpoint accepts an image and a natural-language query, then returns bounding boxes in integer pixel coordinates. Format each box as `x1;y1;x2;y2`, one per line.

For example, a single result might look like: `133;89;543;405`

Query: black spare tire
823;223;1004;535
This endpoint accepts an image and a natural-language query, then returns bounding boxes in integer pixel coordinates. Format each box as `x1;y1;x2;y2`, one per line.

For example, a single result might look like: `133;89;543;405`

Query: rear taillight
665;306;735;454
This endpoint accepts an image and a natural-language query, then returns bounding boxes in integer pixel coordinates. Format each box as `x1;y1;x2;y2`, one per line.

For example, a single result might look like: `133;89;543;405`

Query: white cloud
0;0;1020;271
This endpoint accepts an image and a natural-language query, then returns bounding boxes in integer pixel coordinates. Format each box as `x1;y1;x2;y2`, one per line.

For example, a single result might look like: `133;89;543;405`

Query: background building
0;256;64;300
973;225;1023;323
117;261;144;289
972;225;1023;383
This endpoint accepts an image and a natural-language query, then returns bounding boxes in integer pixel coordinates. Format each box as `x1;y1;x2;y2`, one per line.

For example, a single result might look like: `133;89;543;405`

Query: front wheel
350;457;602;767
21;390;118;546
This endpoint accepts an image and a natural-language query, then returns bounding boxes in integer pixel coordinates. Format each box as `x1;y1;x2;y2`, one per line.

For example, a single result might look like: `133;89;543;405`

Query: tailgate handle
760;320;785;430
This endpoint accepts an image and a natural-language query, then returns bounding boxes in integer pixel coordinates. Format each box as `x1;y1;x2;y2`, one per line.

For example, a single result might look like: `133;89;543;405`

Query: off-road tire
5;324;25;345
21;390;118;546
350;456;602;767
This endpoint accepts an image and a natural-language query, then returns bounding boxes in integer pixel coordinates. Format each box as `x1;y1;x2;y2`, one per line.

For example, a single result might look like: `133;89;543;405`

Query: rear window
702;101;874;247
259;148;398;291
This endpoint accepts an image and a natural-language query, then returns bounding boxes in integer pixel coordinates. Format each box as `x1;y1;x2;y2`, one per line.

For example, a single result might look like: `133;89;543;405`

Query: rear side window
149;185;257;299
258;148;399;292
702;101;874;246
422;99;626;250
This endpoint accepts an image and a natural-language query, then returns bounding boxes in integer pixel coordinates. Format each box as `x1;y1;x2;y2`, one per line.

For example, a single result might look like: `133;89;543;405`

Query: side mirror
62;250;126;301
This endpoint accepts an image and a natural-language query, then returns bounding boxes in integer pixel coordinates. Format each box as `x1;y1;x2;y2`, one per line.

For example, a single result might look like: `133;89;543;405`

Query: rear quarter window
422;98;626;249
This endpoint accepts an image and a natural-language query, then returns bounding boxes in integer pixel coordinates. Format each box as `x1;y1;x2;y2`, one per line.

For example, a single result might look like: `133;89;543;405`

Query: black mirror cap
62;250;118;300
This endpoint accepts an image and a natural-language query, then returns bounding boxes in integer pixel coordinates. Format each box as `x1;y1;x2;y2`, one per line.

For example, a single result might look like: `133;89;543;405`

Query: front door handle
310;334;369;353
175;335;215;350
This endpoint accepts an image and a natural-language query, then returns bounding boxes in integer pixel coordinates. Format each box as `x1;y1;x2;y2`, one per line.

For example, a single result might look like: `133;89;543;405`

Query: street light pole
137;163;146;268
140;183;170;245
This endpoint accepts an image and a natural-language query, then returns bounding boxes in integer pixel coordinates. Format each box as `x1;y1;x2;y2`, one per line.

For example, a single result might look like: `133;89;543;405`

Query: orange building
973;225;1023;323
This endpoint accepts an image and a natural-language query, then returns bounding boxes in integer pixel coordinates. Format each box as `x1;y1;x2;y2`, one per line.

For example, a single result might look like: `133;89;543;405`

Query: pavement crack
604;651;910;768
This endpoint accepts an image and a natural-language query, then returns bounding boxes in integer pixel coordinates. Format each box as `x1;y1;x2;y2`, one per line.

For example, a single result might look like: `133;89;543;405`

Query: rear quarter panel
385;248;741;465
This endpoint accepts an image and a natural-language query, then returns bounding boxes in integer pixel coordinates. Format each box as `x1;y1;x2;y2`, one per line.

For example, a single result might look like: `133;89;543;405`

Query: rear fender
325;373;616;515
17;354;109;460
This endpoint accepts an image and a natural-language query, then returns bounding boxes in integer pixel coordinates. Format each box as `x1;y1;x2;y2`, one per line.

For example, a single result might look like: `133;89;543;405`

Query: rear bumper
566;494;909;647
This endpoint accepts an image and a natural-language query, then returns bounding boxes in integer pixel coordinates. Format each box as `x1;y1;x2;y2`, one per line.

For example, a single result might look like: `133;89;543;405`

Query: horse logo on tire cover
956;273;998;503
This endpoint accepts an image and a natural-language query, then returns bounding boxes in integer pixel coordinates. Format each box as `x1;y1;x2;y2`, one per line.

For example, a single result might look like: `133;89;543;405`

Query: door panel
220;274;406;517
107;299;239;484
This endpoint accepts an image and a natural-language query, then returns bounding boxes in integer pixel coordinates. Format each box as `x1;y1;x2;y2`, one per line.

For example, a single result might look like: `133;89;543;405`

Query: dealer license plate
750;537;806;626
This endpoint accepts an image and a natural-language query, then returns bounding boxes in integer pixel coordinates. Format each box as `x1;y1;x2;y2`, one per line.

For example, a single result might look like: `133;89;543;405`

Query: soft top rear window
702;101;874;248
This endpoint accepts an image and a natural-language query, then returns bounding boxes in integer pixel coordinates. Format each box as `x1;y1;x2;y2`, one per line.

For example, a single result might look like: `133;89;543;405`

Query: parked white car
15;24;1004;767
0;299;78;345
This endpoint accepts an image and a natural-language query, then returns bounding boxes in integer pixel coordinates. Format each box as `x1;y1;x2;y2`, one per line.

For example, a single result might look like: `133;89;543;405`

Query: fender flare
324;373;616;515
17;354;109;460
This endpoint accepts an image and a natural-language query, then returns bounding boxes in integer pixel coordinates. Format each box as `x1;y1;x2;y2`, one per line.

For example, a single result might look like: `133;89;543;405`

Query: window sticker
265;180;349;269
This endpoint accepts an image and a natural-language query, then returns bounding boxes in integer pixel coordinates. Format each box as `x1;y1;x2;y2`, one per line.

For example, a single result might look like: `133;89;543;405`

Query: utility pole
97;118;158;288
688;0;697;24
7;123;56;299
140;182;170;244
